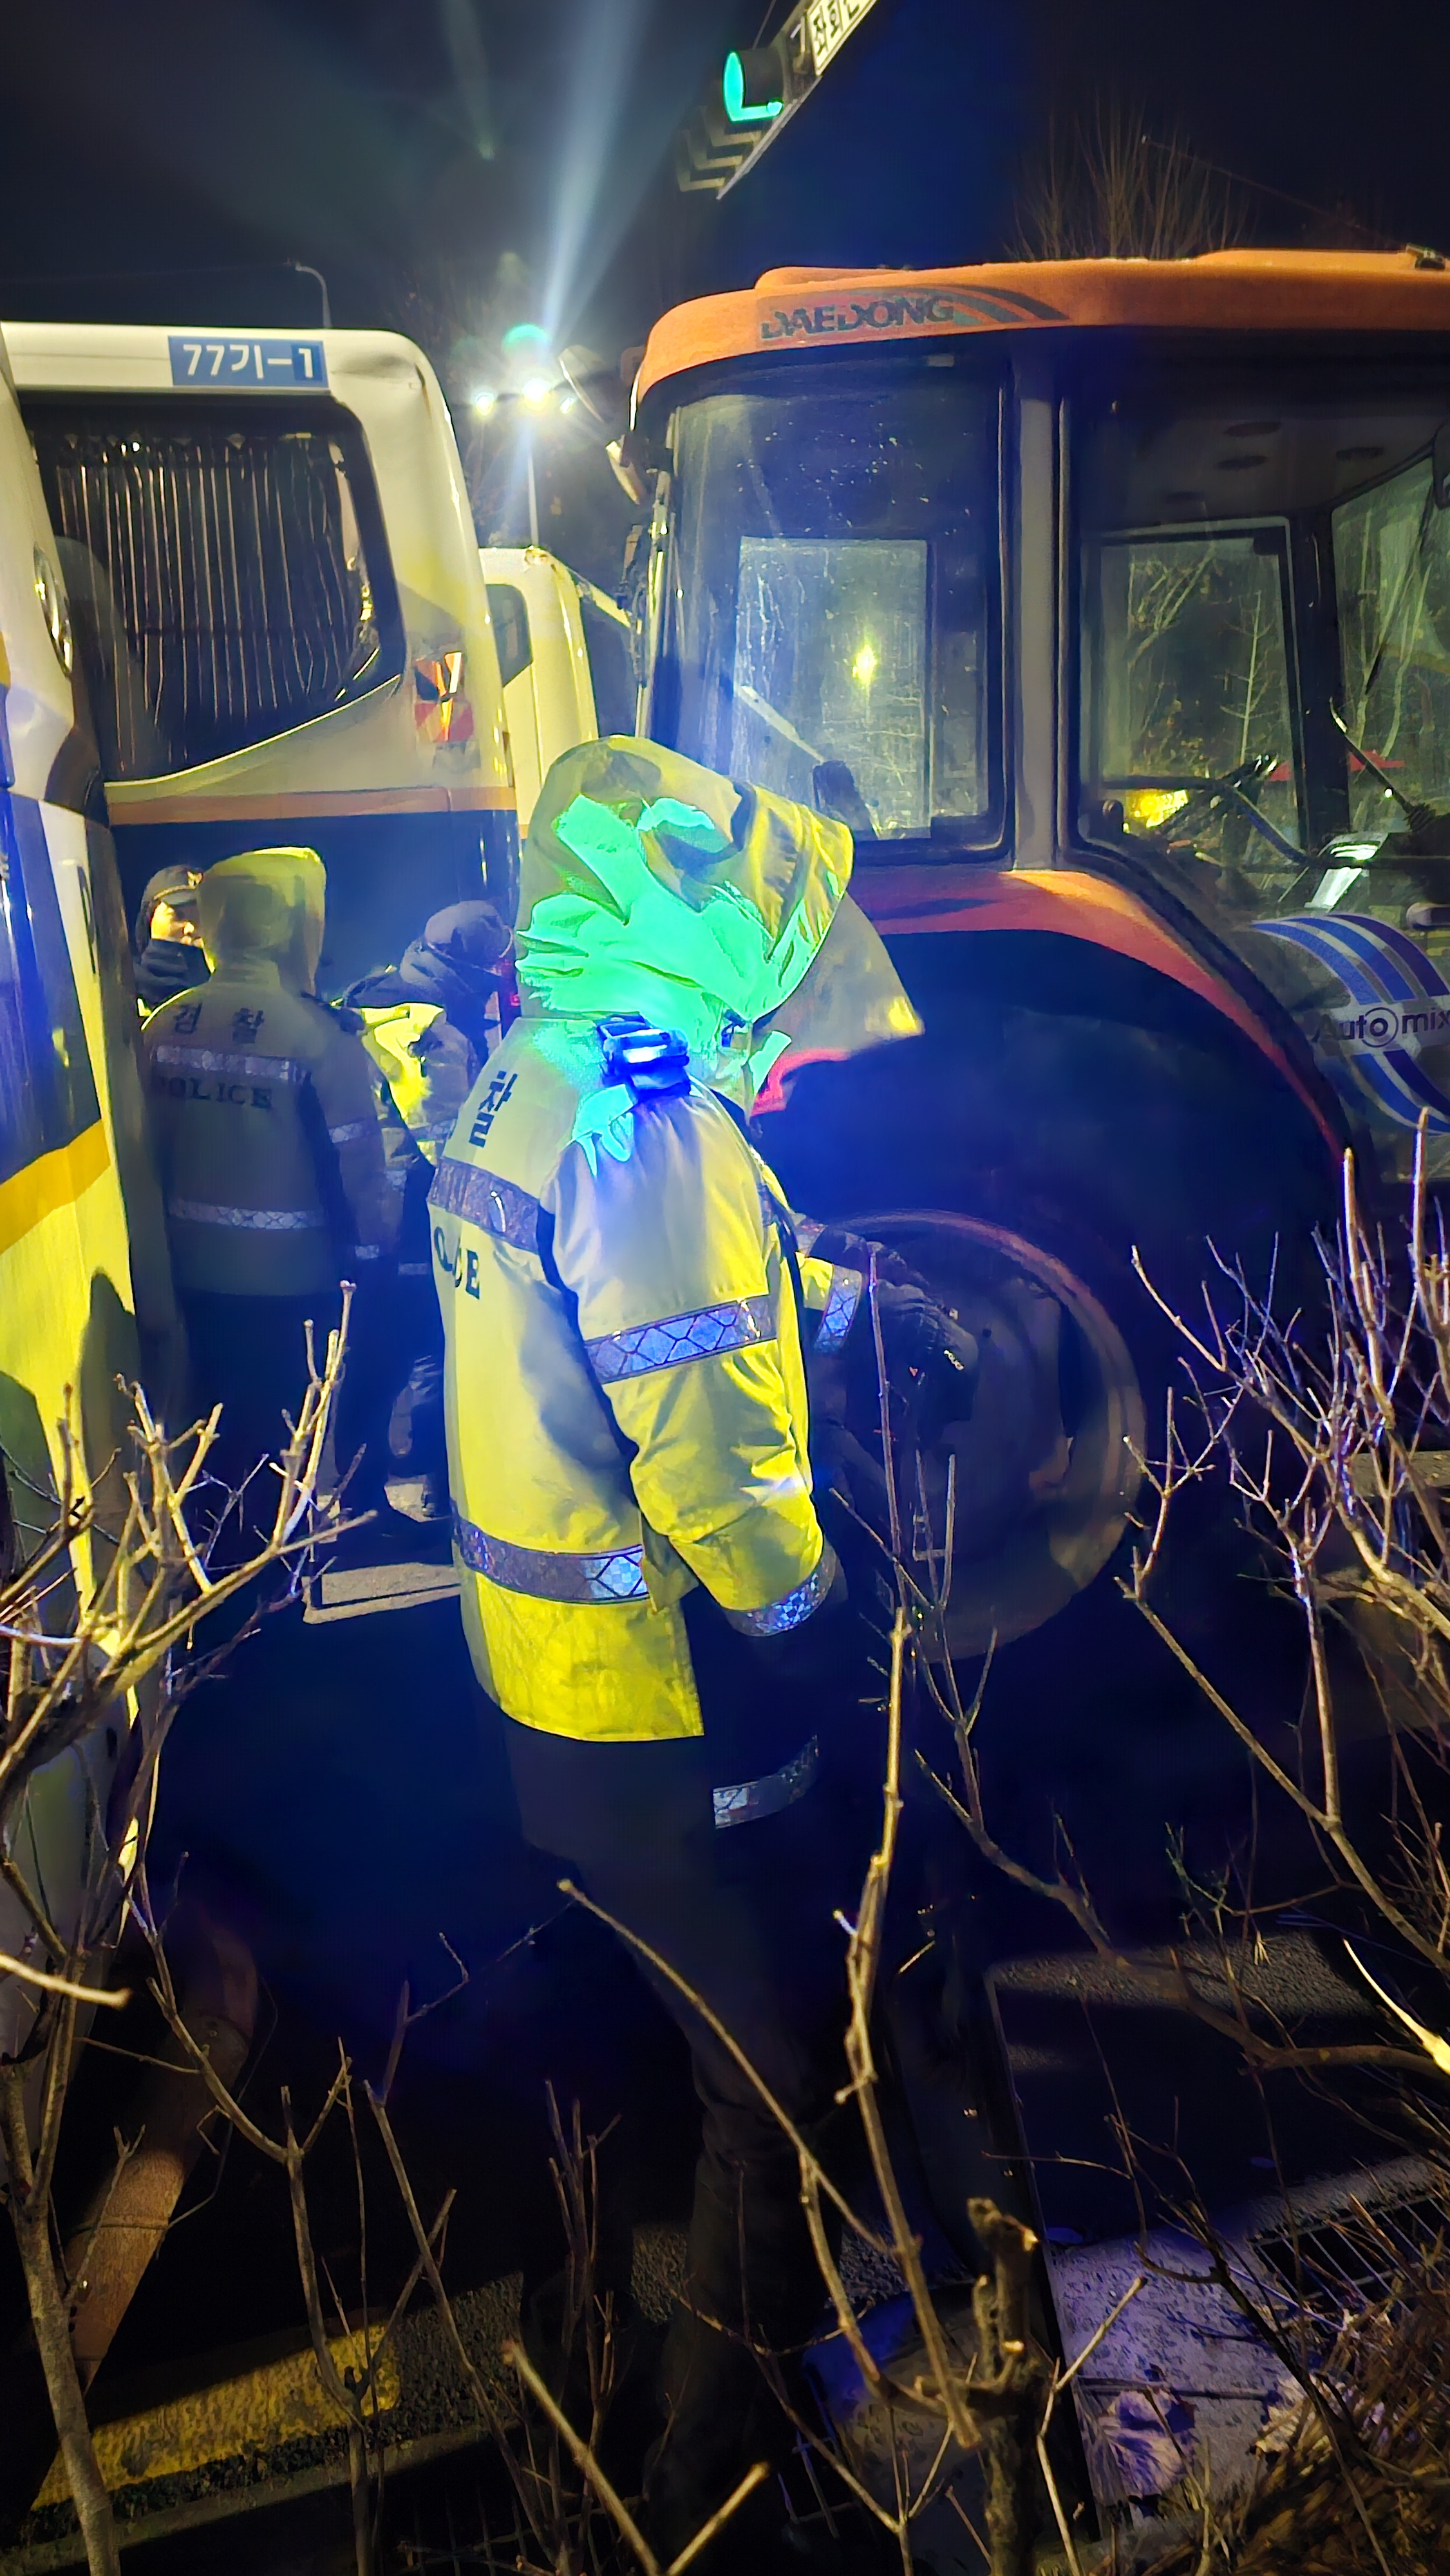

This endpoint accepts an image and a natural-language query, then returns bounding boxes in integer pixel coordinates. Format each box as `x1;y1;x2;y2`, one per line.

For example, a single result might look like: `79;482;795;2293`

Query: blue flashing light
722;50;782;124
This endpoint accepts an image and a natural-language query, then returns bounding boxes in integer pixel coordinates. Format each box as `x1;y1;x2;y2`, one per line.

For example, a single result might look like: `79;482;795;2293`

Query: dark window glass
579;596;636;736
1075;358;1450;925
0;797;100;1191
660;370;1004;854
26;402;402;782
487;583;532;690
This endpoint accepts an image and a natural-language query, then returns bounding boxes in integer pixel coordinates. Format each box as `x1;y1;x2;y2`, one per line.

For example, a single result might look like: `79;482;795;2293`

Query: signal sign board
805;0;878;77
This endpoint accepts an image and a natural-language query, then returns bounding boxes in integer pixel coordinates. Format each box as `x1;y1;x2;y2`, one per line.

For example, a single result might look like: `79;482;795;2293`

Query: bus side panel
0;793;133;2063
5;792;151;1516
58;800;179;1398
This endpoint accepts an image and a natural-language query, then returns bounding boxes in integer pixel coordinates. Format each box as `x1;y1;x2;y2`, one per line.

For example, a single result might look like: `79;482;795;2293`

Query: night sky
4;0;1448;567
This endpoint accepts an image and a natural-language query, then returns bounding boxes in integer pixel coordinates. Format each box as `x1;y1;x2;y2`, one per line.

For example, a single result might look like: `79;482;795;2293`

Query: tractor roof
634;249;1450;410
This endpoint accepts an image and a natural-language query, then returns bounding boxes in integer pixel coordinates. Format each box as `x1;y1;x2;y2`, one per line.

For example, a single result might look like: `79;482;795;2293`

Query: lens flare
539;0;652;349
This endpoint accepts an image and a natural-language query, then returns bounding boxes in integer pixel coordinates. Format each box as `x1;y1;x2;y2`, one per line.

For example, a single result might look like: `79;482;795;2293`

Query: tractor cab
611;252;1450;1654
626;251;1450;1195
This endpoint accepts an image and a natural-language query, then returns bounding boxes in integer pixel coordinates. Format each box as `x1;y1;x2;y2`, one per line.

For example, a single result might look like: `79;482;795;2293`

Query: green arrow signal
722;49;783;123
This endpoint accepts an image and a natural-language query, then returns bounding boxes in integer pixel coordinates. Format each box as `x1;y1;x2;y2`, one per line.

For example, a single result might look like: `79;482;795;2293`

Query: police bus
2;323;520;992
0;332;173;2065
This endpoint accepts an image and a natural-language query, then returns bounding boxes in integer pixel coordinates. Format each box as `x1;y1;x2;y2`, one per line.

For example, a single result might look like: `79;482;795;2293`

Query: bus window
486;583;532;689
579;594;636;737
0;800;100;1189
26;404;402;782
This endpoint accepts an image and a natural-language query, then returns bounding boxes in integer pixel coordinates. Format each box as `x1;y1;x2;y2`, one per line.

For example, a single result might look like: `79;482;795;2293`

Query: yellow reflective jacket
357;1001;476;1166
433;739;918;1744
143;849;397;1298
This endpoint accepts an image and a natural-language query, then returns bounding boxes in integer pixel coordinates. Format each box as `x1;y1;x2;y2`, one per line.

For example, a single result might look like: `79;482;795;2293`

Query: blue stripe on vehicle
1256;913;1450;1132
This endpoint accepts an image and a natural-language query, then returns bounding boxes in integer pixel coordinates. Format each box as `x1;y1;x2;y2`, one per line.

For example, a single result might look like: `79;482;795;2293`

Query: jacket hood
199;848;326;993
516;737;857;1082
516;737;921;1100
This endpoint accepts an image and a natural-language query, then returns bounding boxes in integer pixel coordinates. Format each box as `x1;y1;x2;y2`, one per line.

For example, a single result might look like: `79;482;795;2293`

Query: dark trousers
330;1276;437;1515
504;1619;866;2545
333;1167;446;1517
182;1291;341;1557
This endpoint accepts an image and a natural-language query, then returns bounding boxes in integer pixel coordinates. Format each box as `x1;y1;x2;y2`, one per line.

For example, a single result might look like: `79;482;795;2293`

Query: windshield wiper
728;683;880;837
732;682;823;766
1358;473;1438;714
1329;705;1450;850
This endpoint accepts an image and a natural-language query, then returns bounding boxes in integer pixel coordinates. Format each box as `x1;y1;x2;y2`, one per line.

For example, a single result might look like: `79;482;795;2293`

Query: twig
0;2065;120;2576
558;1882;884;2248
0;1949;129;2007
1035;2274;1146;2576
365;2084;509;2436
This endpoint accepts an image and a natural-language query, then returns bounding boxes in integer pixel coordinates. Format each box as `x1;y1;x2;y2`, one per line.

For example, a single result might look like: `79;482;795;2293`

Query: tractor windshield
657;368;1004;851
1075;360;1450;926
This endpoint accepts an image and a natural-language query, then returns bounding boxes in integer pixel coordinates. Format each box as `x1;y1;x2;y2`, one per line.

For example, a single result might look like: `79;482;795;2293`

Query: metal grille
1254;2190;1450;2319
35;415;387;779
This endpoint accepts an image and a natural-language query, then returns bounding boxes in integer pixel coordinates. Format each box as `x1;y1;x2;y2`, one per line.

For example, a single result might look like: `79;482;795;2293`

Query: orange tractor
620;248;1450;1654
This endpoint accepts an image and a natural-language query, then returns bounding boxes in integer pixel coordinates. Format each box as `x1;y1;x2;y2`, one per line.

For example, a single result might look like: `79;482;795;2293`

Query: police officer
344;899;510;1162
133;866;208;1015
142;847;397;1534
431;740;940;2564
340;900;513;1528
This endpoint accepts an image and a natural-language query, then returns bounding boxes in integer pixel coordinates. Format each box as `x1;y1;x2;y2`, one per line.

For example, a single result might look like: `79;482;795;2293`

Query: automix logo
753;282;1067;348
1254;910;1450;1134
1329;998;1450;1055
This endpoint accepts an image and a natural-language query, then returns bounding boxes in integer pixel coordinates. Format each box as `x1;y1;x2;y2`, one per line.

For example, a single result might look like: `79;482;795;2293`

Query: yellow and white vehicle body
0;332;173;2061
479;545;626;829
2;324;516;990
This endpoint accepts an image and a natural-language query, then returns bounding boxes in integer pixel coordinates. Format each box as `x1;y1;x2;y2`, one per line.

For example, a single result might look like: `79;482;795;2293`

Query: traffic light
722;48;785;122
675;4;885;194
675;25;805;194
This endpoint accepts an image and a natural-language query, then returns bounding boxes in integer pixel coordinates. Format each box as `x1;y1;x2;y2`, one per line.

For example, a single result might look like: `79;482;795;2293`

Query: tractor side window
663;374;1004;852
0;802;100;1193
1334;457;1450;837
26;403;402;782
1073;366;1450;929
1082;529;1301;882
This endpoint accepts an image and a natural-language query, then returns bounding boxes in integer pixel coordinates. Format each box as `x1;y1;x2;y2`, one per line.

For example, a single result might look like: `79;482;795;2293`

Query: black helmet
135;866;207;1008
398;900;511;1012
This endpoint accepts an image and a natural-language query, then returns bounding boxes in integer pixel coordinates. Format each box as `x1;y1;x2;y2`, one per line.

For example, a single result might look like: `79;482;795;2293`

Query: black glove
807;1227;925;1292
853;1282;980;1444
